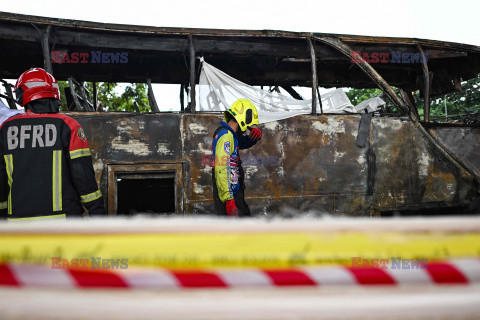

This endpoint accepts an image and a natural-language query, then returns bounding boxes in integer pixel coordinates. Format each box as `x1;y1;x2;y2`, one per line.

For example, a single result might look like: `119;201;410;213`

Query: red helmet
14;68;60;106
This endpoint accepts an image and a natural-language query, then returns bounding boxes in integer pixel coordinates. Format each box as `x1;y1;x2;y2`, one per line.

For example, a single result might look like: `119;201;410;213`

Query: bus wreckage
0;11;479;216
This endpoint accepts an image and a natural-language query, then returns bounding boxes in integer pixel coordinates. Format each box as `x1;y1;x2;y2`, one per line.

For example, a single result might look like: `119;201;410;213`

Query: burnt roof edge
1;11;479;53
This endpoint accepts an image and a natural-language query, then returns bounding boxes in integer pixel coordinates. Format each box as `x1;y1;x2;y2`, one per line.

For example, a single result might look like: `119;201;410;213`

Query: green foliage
345;88;382;105
345;75;480;120
58;81;149;112
345;87;400;113
57;81;69;111
420;75;480;119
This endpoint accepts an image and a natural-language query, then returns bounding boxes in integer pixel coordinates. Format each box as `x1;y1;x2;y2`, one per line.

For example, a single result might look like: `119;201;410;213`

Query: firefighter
0;68;105;221
211;99;262;217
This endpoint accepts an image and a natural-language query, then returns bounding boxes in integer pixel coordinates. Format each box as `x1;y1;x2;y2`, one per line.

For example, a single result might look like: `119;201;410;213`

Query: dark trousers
212;172;251;217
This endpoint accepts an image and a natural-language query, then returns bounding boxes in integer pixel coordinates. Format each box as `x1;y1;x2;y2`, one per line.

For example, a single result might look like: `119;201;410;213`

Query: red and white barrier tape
1;259;479;289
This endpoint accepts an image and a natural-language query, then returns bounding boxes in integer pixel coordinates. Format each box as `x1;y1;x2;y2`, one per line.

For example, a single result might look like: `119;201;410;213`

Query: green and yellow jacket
211;122;257;202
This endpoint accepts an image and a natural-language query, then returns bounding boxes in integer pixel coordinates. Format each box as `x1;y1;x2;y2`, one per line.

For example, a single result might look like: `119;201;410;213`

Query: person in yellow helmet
211;99;262;217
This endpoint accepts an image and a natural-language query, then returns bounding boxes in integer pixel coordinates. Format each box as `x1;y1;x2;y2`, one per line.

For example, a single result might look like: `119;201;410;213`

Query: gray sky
2;0;479;110
4;0;479;46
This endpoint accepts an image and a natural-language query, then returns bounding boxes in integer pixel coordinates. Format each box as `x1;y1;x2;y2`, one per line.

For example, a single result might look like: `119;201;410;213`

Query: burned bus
0;11;479;216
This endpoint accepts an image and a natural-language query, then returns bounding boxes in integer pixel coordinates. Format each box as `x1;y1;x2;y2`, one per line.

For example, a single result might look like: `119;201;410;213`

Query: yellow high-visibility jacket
211;122;257;202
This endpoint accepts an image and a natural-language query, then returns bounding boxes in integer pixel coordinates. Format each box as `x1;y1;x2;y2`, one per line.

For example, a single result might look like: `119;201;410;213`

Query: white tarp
0;98;23;125
319;88;356;113
343;96;386;114
199;61;357;123
198;61;387;122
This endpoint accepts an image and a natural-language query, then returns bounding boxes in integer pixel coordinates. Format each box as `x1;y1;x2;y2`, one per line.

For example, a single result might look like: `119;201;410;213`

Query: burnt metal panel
65;112;478;215
1;11;476;215
71;112;183;163
69;112;183;213
1;11;479;53
429;127;480;179
370;118;476;211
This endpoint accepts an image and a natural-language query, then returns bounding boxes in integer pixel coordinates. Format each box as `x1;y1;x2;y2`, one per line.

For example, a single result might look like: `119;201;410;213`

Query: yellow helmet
224;99;259;132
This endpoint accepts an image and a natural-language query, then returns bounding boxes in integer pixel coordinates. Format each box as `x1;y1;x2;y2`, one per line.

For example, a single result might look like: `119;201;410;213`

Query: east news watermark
51;257;128;270
351;257;428;269
51;51;128;64
351;51;429;64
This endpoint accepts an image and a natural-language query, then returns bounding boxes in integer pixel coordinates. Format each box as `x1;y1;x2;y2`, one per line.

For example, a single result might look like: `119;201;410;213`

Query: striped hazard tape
0;230;478;268
1;259;479;289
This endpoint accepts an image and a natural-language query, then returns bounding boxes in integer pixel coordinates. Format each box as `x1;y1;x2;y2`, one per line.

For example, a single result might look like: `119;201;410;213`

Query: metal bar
313;36;410;116
316;86;323;113
78;84;93;111
68;77;84;111
405;91;417;108
308;37;318;115
400;89;419;121
313;35;477;185
41;25;53;74
280;86;303;100
147;79;160;112
0;93;12;102
180;84;185;112
189;35;196;113
92;82;97;110
1;80;17;109
417;43;430;122
444;95;448;121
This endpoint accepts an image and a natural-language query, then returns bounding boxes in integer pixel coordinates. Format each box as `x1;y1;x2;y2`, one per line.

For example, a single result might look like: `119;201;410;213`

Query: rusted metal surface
308;38;318;114
189;36;196;113
0;11;479;52
314;35;478;188
69;113;184;205
0;12;478;215
147;79;160;112
428;127;480;181
41;25;52;75
368;117;474;212
417;43;430;122
68;112;478;215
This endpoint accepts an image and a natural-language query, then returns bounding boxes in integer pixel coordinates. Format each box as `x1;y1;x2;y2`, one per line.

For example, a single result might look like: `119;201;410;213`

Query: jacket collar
25;98;60;114
220;122;239;139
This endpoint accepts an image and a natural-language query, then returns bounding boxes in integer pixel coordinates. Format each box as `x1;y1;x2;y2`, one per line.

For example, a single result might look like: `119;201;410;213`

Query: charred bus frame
1;11;479;215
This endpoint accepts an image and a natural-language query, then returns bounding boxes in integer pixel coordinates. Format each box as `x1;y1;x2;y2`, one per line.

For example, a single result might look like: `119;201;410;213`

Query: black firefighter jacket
0;99;104;220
